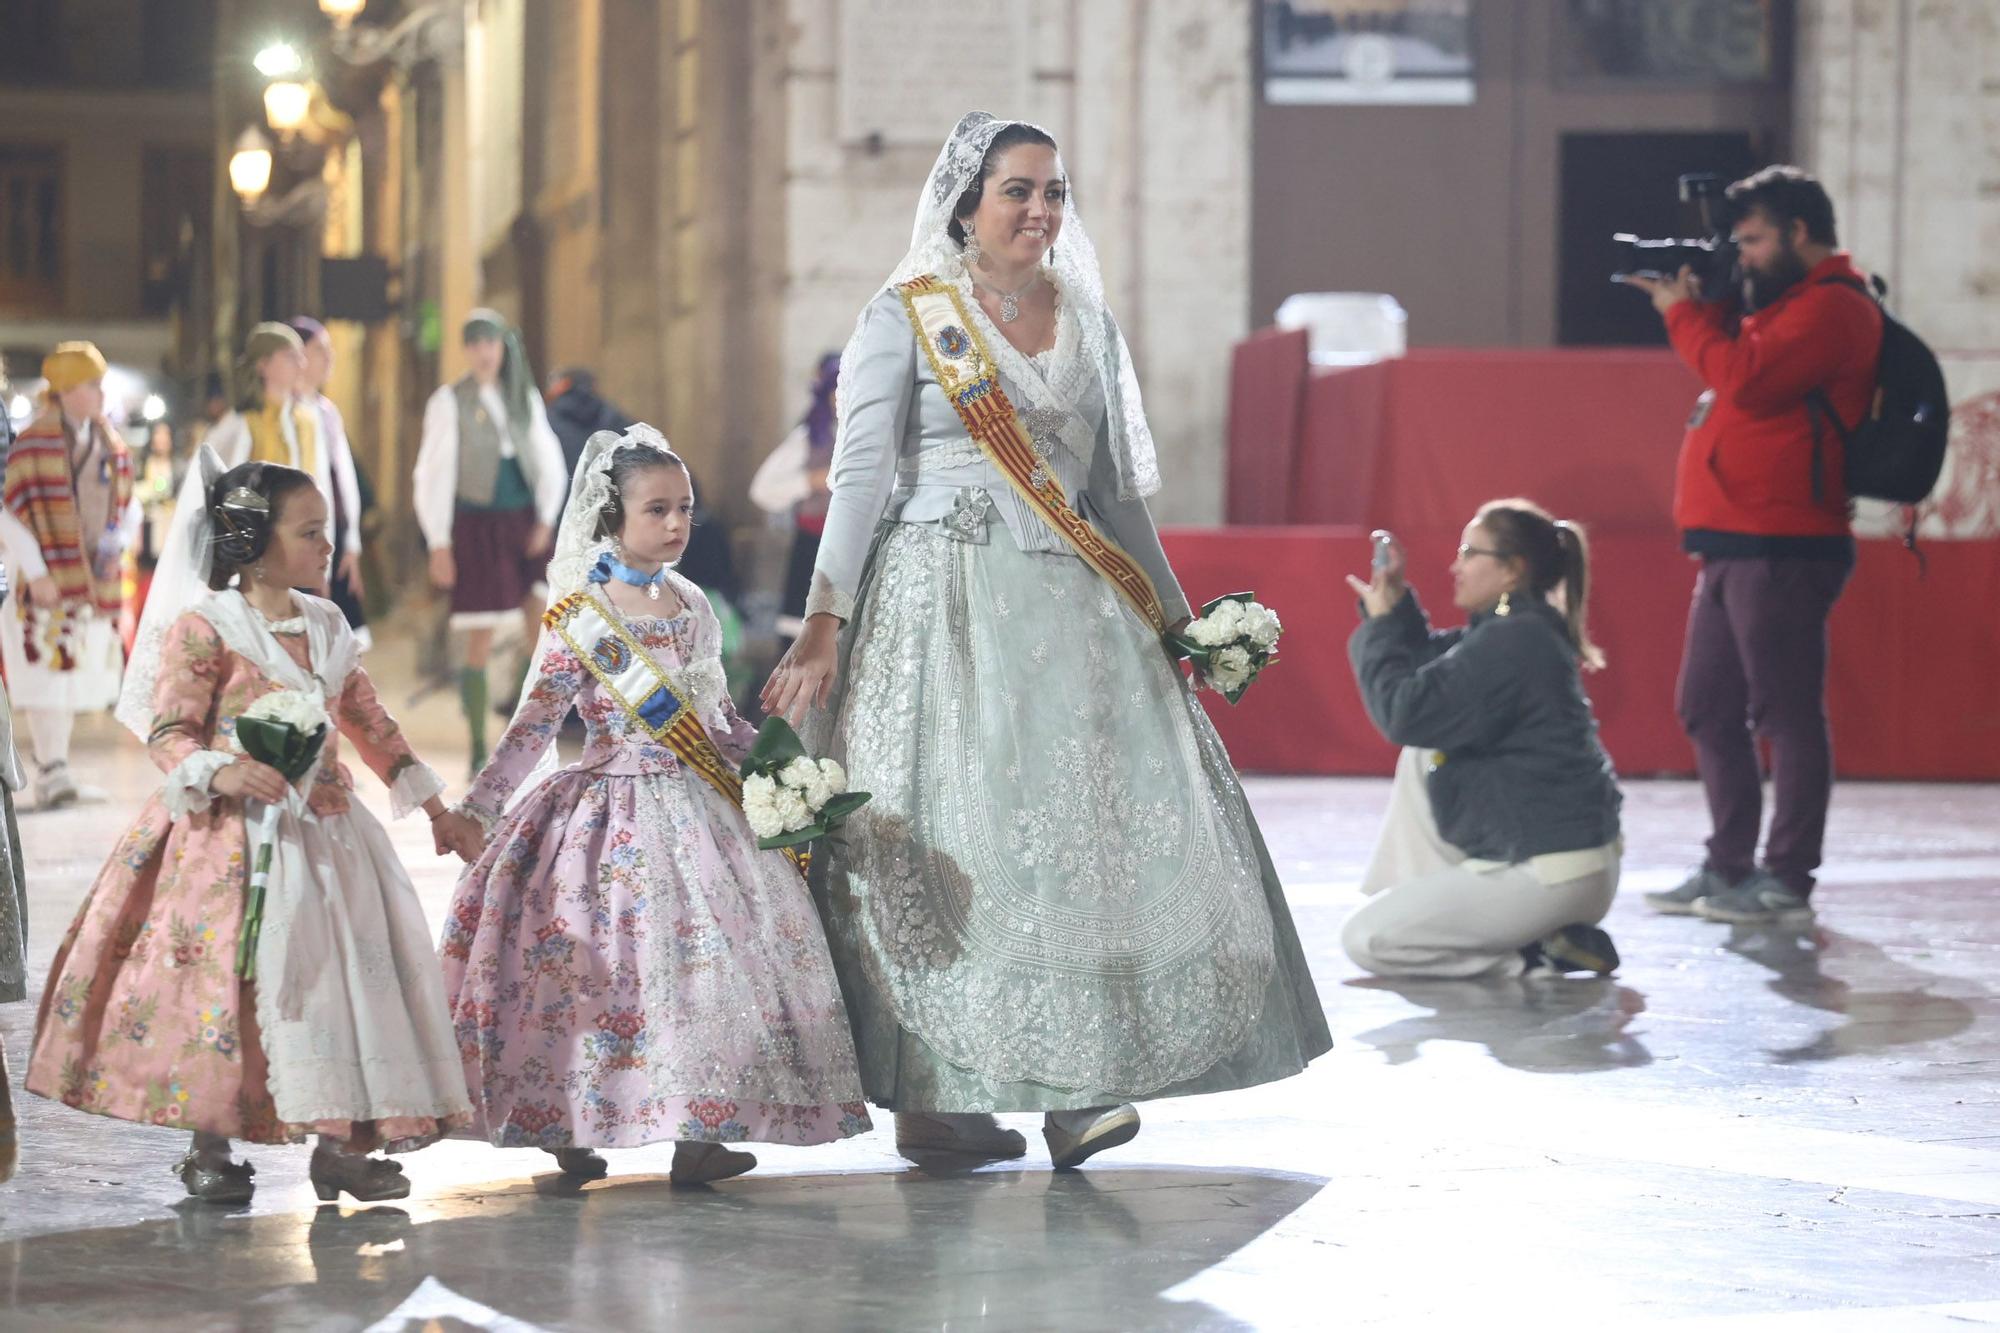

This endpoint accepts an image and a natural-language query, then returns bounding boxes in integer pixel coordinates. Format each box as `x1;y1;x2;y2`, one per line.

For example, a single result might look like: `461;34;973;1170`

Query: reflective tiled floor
3;644;1997;1330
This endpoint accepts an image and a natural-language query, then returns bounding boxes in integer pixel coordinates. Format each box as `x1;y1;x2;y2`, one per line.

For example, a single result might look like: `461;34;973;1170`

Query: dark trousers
1675;555;1852;895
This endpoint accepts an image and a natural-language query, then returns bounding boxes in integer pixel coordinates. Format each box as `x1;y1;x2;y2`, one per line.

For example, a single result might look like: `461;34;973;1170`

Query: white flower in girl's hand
241;689;328;734
1241;602;1282;652
817;757;847;796
742;773;784;840
781;756;833;809
773;786;814;834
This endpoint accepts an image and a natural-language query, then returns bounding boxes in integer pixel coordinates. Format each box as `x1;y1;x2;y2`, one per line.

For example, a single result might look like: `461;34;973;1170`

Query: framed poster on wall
1556;0;1783;84
1261;0;1475;106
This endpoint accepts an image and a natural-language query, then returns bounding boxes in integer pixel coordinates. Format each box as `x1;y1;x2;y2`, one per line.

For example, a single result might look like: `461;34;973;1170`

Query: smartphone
1371;531;1394;573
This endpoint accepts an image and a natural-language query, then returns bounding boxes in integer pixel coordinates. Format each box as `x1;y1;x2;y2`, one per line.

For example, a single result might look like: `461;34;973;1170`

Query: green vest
452;376;541;510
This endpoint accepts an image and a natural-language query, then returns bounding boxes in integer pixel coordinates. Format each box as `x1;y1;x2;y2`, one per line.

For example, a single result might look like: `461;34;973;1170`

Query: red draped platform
1168;336;2000;779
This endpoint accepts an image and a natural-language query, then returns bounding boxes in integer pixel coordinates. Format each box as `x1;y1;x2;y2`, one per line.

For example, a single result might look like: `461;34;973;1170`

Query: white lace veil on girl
484;421;675;813
838;109;1162;500
116;444;228;740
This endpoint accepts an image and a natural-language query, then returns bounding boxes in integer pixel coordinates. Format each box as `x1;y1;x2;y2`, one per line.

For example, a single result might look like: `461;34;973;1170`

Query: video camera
1611;173;1739;301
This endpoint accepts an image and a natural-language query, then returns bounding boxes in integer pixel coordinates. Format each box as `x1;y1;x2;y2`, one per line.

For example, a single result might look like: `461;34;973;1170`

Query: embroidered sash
544;590;808;873
896;275;1168;633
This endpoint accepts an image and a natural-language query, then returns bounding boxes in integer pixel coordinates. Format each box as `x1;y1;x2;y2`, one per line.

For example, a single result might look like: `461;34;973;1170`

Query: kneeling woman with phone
1344;500;1623;979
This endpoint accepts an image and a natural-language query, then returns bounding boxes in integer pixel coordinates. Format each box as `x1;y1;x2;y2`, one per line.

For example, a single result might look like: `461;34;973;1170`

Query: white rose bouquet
1168;592;1282;705
738;716;870;850
231;689;330;979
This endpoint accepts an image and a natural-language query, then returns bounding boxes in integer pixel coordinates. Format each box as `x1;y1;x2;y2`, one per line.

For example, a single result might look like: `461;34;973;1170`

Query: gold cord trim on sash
896;275;1167;633
545;590;808;875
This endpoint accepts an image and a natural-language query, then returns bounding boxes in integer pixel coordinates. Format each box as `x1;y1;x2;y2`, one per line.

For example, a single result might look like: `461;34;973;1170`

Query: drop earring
252;561;266;585
1495;591;1512;617
962;227;983;267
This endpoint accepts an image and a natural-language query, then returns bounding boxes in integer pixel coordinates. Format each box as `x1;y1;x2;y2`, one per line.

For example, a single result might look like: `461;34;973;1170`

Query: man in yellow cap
0;343;139;809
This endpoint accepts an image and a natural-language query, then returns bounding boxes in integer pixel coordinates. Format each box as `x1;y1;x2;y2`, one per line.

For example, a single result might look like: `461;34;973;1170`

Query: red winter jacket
1666;252;1881;551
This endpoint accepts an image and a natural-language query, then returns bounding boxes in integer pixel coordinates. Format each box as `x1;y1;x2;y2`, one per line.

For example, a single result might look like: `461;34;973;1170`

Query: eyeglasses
1456;544;1511;562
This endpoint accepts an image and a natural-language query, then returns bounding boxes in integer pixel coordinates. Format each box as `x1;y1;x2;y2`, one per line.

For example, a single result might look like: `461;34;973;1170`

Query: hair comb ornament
221;487;270;515
212;486;273;564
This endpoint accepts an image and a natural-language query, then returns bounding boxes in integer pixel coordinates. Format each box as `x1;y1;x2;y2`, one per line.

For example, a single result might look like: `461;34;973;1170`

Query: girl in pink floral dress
432;428;868;1185
27;456;471;1204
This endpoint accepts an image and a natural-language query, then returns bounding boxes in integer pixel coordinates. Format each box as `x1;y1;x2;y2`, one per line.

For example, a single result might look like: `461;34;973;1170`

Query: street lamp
253;42;304;78
263;79;312;135
229;127;274;201
319;0;368;28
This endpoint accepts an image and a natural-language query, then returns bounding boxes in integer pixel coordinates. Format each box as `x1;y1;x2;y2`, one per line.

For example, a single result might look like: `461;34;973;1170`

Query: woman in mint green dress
763;113;1330;1170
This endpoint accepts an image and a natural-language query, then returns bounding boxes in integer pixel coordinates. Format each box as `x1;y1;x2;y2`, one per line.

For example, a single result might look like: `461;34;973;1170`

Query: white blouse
410;381;567;550
807;274;1189;626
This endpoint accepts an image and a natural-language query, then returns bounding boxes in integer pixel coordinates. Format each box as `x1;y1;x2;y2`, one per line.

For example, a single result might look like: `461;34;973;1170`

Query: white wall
1797;0;2000;538
778;0;1250;524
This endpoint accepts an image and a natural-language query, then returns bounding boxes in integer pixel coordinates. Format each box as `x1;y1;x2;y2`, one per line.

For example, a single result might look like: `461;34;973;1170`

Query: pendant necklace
604;552;667;601
974;269;1041;323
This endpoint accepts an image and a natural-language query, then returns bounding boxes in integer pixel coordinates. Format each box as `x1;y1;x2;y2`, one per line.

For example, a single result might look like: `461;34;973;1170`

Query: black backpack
1806;274;1950;505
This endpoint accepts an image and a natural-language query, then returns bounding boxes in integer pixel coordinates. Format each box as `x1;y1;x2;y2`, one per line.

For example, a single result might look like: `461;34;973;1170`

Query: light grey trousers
1344;748;1619;979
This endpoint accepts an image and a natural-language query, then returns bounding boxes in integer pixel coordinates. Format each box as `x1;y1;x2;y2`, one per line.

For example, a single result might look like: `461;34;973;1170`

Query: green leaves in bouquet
234;718;330;785
818;791;871;824
740;715;808;778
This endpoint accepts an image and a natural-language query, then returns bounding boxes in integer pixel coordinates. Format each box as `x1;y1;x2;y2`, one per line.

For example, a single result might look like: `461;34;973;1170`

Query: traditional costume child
26;448;470;1202
440;426;868;1175
411;310;567;770
208;324;329;527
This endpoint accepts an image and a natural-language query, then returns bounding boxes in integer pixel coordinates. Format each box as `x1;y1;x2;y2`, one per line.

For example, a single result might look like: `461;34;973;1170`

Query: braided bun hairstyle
594;441;692;540
206;461;317;590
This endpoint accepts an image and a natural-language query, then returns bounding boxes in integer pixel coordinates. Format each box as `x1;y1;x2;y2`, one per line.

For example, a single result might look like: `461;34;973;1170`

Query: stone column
1796;0;2000;538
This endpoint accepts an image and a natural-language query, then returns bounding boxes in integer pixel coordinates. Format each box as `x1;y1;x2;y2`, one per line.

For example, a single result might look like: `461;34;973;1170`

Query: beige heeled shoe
1043;1104;1140;1171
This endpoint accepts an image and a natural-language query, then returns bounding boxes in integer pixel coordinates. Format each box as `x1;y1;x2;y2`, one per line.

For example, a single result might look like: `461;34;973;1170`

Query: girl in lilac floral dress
433;427;869;1185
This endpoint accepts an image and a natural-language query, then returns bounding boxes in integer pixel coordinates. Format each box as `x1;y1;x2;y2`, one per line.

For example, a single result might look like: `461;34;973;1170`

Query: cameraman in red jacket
1624;166;1880;927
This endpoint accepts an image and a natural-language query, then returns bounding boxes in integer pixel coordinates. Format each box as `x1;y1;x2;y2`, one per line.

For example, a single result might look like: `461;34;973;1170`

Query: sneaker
1535;922;1620;976
1644;866;1732;916
1695;871;1814;925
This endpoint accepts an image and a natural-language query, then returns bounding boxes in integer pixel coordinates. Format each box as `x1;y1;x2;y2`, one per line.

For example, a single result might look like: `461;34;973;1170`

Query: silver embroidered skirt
808;504;1331;1111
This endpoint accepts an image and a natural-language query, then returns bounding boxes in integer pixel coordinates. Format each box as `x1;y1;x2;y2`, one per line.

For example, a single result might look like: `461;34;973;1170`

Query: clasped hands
431;809;486;864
